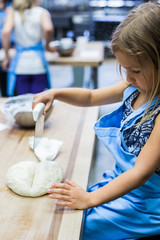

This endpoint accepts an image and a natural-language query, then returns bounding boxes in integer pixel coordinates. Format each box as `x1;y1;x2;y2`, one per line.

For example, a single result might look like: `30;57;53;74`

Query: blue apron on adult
82;86;160;240
7;41;51;96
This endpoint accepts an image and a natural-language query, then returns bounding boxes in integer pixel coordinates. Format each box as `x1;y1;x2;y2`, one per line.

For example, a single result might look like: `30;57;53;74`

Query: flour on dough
29;136;63;161
6;161;64;197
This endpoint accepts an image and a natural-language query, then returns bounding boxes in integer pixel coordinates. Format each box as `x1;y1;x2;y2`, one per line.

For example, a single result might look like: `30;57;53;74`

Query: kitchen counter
0;98;99;240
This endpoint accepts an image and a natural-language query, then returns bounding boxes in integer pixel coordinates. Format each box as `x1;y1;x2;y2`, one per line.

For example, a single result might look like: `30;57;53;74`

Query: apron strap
121;87;160;130
7;42;51;96
123;85;137;102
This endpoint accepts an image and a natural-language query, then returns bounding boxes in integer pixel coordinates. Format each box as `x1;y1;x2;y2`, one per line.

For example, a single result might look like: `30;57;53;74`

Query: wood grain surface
0;98;99;240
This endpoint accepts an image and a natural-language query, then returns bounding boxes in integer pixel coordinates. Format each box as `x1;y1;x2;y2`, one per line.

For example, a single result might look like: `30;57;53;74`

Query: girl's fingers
45;103;50;113
48;180;78;196
45;102;53;113
51;182;71;190
65;179;77;187
48;188;69;196
49;193;69;201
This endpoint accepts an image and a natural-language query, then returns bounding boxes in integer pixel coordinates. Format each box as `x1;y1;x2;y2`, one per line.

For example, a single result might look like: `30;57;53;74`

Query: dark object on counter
49;40;75;57
58;44;75;57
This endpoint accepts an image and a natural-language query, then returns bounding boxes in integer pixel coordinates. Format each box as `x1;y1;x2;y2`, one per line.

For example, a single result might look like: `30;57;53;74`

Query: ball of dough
6;161;64;197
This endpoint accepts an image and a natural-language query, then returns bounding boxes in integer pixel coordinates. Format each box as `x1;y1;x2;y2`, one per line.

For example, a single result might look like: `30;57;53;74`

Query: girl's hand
48;179;91;210
32;89;54;114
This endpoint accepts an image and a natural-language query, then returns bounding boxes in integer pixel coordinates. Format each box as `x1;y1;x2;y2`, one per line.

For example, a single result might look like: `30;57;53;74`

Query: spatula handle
33;103;45;121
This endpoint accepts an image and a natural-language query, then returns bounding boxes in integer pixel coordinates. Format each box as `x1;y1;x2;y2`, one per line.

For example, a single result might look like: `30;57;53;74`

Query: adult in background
2;0;53;96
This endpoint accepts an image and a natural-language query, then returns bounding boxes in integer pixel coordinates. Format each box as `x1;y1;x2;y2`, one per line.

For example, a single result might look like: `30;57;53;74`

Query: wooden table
0;41;104;89
0;98;99;240
47;41;104;88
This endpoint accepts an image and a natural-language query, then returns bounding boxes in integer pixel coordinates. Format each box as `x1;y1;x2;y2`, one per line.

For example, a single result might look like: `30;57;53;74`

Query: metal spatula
33;103;45;150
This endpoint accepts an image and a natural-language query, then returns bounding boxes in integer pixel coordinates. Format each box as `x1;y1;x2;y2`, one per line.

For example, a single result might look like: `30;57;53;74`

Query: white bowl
14;108;53;128
3;94;53;128
58;45;75;57
60;38;73;49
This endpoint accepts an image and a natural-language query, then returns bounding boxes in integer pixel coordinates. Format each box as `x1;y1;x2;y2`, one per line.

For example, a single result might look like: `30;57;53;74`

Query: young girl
32;2;160;239
2;0;53;96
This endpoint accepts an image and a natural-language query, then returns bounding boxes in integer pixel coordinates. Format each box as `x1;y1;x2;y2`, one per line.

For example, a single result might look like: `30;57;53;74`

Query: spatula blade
33;114;45;150
32;103;45;150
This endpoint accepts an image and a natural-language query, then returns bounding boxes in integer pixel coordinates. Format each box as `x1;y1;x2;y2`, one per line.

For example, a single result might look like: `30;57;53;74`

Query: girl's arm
32;81;128;113
2;7;14;71
48;114;160;209
41;9;54;51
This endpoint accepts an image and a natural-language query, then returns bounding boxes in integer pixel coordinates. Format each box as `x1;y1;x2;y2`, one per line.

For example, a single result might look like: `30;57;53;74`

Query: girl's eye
132;70;141;74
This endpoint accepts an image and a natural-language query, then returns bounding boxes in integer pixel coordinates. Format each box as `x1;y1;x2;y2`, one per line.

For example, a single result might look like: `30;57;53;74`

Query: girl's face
115;50;153;94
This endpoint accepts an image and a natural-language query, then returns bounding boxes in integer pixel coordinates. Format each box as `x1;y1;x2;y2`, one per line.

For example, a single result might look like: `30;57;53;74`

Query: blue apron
7;42;51;96
82;86;160;240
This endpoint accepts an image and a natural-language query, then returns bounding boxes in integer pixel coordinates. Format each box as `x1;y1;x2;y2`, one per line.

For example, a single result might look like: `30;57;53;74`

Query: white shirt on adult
14;6;47;74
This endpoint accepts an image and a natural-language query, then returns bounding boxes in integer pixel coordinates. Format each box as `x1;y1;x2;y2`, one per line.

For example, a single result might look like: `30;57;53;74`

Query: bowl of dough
58;45;75;57
2;94;53;128
58;37;75;57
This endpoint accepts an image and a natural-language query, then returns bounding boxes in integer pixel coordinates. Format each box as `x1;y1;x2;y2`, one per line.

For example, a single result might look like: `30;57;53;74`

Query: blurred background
40;0;159;57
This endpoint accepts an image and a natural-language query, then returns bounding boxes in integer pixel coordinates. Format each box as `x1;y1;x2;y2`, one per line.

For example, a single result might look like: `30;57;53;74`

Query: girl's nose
126;71;133;84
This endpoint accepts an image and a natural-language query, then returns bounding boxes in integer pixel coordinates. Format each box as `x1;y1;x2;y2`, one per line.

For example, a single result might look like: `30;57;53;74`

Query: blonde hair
12;0;34;21
111;2;160;123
